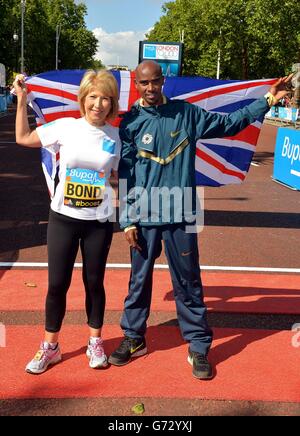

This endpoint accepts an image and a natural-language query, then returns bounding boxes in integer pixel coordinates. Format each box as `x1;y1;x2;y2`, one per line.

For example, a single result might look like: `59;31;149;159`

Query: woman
14;70;121;373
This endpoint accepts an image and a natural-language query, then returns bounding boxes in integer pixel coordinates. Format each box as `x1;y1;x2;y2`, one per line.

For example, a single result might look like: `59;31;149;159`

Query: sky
76;0;168;69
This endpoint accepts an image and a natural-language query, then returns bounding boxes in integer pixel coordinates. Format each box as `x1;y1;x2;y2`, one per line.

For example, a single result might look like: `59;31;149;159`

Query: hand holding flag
269;73;295;104
12;74;28;96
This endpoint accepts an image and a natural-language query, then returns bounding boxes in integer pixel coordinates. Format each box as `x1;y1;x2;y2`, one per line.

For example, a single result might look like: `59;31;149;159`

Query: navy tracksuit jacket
118;96;269;354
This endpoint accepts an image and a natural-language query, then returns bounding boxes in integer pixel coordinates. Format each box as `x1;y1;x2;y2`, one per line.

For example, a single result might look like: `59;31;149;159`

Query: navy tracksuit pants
121;225;213;356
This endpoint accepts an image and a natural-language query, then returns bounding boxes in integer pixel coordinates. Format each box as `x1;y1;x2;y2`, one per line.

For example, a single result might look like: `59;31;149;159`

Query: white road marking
0;262;299;274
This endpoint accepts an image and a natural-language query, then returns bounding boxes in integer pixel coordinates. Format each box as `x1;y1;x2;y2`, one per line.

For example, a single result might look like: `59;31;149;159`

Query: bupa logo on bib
64;168;106;208
102;137;115;155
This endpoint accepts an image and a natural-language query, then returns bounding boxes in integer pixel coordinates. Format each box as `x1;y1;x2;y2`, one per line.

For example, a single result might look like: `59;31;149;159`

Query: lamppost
216;47;221;80
216;29;222;80
21;0;26;72
13;32;19;72
56;24;61;70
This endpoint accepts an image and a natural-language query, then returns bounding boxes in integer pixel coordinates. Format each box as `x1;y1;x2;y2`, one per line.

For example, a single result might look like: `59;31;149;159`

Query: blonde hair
78;70;119;121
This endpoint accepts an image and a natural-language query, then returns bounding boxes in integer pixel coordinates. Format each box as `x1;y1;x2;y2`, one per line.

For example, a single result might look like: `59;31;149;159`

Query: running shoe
26;342;62;374
188;348;213;380
86;337;108;369
108;336;147;366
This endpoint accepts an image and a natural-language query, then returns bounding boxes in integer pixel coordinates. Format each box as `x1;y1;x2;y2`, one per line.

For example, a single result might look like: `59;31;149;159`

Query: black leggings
45;210;113;333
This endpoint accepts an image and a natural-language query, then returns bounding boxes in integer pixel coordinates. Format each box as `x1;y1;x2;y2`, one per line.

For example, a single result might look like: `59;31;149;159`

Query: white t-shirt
36;117;121;221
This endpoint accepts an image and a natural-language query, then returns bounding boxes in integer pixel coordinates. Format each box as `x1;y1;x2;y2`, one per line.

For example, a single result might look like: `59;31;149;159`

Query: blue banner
268;106;299;122
273;127;300;190
139;41;183;77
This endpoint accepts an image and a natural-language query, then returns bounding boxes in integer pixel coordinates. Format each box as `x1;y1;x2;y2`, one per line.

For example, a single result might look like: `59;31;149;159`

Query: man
108;60;291;379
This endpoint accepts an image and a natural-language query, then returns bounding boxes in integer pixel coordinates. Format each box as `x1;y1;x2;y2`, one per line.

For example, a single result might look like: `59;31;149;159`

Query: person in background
14;70;121;374
108;60;292;379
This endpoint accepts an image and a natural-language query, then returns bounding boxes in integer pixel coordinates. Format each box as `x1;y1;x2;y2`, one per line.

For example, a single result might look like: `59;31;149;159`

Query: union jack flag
24;70;276;197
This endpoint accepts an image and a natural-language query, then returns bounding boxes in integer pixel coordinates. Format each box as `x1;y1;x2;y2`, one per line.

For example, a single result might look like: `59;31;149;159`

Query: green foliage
147;0;300;79
88;59;105;70
0;0;100;82
0;0;16;75
2;0;299;82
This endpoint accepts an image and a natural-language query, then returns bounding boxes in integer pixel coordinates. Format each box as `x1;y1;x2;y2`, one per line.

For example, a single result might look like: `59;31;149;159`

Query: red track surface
1;269;300;314
1;325;299;403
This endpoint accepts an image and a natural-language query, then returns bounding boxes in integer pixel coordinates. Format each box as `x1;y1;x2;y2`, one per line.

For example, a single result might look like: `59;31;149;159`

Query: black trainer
188;348;213;380
108;336;147;366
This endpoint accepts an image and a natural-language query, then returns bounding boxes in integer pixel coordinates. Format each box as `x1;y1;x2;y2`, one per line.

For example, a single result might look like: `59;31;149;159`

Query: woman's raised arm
14;74;42;148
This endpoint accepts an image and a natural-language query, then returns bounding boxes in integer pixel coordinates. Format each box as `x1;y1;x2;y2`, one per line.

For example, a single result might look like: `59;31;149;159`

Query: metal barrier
265;106;300;129
0;94;7;113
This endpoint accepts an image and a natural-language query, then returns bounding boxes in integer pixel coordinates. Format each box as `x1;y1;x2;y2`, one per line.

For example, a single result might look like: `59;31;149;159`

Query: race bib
64;168;106;208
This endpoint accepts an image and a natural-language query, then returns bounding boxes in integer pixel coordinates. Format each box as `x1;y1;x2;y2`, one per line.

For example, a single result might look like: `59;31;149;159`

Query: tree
0;0;18;78
44;0;98;70
89;59;105;70
14;0;54;74
147;0;300;79
0;0;101;81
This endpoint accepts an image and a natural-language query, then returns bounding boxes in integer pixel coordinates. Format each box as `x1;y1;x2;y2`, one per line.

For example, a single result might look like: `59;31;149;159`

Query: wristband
124;225;137;233
264;92;277;107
